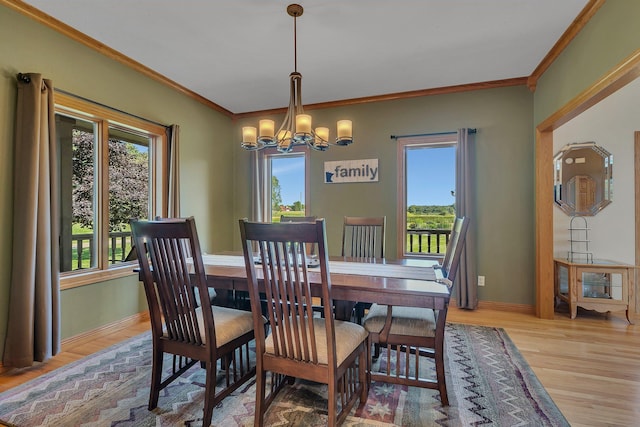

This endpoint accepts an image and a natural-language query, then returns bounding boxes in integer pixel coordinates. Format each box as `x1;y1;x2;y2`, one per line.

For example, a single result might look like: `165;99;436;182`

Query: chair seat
265;317;368;365
363;303;436;337
180;306;266;346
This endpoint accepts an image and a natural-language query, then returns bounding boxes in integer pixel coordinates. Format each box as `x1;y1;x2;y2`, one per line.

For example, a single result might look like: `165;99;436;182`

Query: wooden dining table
199;254;450;320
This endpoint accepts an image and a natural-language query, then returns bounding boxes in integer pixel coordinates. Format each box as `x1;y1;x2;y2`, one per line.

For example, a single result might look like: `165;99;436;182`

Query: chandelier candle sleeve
313;128;329;150
337;120;353;145
278;130;292;151
242;126;258;149
316;127;329;143
295;114;312;140
259;120;275;144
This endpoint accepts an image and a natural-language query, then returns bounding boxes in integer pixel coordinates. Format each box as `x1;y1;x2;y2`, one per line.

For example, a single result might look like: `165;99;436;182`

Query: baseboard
449;299;535;314
61;311;150;352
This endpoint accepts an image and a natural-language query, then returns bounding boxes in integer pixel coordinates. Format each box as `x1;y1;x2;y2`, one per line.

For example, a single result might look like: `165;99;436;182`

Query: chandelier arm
293;74;304;116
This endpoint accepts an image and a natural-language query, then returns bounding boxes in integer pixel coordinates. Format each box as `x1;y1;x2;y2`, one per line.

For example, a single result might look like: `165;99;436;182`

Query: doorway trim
535;49;640;319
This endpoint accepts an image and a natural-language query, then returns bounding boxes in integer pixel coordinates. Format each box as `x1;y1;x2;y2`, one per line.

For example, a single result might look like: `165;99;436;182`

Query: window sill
60;263;138;290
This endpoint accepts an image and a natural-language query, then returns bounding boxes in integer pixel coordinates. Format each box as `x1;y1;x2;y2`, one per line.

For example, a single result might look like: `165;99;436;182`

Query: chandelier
241;4;353;152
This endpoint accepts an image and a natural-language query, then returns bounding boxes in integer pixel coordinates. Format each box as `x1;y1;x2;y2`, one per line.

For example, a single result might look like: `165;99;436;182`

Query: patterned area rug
0;323;569;426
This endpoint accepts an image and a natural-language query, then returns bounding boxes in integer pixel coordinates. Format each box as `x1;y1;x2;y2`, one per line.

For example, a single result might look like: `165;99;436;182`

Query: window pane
406;145;456;255
270;155;305;222
108;127;150;267
57;113;98;272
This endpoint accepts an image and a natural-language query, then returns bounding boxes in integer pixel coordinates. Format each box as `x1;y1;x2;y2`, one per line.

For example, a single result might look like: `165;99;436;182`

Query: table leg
334;300;356;321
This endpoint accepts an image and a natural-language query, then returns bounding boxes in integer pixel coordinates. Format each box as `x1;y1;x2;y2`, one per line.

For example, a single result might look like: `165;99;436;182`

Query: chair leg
434;346;449;406
148;348;163;410
254;367;267;427
359;344;368;404
202;360;216;427
327;377;338;427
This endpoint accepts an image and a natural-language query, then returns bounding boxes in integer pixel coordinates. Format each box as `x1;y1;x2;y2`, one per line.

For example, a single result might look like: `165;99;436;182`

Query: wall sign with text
324;158;379;183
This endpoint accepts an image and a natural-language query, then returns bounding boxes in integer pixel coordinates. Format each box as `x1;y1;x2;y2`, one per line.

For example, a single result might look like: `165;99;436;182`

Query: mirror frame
553;141;613;216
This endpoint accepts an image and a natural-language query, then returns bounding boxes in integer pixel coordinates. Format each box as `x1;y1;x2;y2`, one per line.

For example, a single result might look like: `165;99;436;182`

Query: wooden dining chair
239;218;369;427
362;216;470;406
131;217;266;427
342;216;386;323
341;216;386;259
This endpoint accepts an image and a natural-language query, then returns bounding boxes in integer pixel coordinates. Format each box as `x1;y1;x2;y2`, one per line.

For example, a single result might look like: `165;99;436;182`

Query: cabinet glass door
580;271;623;301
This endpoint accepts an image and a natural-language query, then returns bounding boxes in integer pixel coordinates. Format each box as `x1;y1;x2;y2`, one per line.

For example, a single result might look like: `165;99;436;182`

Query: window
397;135;456;258
258;146;309;222
55;93;167;288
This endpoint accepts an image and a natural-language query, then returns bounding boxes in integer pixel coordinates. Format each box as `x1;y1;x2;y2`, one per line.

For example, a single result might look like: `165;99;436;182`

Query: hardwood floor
1;306;639;426
448;306;640;427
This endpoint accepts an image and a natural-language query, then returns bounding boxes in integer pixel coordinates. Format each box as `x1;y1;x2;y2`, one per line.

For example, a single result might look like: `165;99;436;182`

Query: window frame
257;145;310;222
55;93;168;289
396;134;457;259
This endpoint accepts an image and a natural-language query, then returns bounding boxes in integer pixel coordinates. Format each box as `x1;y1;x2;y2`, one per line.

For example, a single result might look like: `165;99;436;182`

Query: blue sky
272;156;305;205
406;146;456;206
272;146;455;206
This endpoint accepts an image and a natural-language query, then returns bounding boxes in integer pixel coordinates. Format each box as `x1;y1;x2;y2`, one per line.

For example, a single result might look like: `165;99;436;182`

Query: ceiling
22;0;590;114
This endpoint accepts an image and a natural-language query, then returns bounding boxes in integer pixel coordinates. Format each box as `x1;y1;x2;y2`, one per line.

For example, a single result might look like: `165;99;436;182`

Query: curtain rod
390;128;477;140
17;73;168;129
55;87;170;129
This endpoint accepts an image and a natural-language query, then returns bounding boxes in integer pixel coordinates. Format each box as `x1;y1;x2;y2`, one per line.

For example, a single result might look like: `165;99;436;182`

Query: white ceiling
23;0;589;114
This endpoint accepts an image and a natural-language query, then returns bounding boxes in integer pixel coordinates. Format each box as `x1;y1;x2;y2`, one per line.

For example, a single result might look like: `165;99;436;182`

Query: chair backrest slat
240;219;333;366
342;216;386;258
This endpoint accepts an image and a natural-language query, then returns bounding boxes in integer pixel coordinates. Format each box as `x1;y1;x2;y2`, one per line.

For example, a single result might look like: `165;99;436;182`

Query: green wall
234;86;535;305
0;4;234;358
534;0;640;124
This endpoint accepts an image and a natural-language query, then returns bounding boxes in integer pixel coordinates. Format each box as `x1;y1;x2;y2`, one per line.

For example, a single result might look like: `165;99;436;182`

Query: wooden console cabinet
554;258;635;324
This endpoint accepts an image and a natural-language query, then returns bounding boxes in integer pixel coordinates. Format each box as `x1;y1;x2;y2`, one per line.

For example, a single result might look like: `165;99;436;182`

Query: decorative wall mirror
553;142;613;216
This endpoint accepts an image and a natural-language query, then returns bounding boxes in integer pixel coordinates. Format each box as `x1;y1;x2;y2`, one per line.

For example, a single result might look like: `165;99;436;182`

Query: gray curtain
3;73;60;367
455;128;478;309
167;124;180;217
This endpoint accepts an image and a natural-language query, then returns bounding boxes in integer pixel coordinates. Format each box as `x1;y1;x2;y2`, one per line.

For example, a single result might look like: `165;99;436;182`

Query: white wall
553;78;640;265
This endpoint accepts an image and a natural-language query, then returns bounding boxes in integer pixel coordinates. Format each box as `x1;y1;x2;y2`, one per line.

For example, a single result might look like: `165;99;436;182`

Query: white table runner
201;254;437;281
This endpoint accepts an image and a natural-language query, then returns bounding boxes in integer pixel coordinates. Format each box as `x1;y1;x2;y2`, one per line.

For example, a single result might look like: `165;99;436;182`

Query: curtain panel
455;128;478;309
167;124;180;217
3;73;60;367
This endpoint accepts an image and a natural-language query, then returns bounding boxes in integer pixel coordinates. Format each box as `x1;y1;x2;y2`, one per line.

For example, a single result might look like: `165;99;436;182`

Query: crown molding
527;0;605;91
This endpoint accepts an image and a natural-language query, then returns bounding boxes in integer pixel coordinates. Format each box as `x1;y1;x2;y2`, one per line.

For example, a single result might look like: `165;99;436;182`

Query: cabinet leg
570;304;577;319
626;309;635;325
